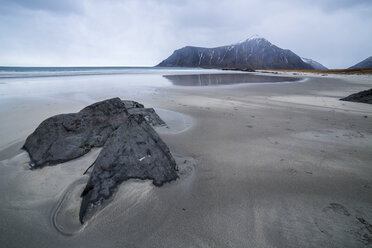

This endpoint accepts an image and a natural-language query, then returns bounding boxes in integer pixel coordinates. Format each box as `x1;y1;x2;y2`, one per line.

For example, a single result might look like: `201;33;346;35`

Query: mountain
301;57;328;70
349;56;372;69
157;36;317;70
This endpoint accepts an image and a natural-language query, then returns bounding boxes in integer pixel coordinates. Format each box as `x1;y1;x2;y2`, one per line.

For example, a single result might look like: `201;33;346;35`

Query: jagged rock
23;98;129;168
23;98;167;169
79;115;178;223
22;98;177;223
128;108;165;126
122;100;144;109
340;88;372;104
123;99;165;126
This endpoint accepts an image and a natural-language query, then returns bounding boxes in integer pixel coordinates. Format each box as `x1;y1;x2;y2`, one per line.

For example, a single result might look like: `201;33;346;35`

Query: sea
0;66;206;79
0;66;301;86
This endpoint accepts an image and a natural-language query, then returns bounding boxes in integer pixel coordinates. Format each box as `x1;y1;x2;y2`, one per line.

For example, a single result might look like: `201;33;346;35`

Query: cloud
0;0;82;14
0;0;371;68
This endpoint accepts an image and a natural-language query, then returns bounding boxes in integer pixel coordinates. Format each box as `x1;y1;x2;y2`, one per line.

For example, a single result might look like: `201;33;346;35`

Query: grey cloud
0;0;83;14
313;0;371;10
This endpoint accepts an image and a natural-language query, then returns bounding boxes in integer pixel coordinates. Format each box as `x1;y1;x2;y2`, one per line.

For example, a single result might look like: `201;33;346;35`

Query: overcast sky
0;0;371;68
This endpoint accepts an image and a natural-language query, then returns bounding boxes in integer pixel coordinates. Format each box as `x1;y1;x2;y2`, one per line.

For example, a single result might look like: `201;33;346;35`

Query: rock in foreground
340;88;372;104
23;98;178;224
23;98;165;169
79;115;178;223
23;98;128;168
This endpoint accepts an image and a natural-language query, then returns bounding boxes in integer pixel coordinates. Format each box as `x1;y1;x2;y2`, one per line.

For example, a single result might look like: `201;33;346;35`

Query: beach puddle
155;108;193;134
51;177;88;236
163;73;302;86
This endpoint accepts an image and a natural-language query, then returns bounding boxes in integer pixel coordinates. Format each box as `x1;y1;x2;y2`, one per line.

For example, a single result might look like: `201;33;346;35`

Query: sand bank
0;71;371;247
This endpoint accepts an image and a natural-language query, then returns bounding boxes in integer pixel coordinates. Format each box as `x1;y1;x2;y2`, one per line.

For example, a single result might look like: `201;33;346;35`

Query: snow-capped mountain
301;57;328;70
349;56;372;69
157;36;318;70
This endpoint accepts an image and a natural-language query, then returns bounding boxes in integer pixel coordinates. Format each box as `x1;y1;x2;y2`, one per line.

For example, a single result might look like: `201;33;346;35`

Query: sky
0;0;371;68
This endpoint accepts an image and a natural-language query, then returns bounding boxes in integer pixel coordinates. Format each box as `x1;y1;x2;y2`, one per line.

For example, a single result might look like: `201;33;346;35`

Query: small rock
127;108;165;126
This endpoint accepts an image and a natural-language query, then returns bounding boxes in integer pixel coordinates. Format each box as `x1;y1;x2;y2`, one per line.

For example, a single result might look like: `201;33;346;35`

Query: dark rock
23;98;177;224
122;100;144;109
340;88;372;104
23;98;166;169
122;100;165;126
23;98;128;168
128;108;165;126
79;115;178;223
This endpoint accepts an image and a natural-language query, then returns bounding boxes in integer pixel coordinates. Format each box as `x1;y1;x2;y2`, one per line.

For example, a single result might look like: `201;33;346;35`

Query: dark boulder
23;98;166;169
340;88;372;104
23;98;128;168
79;115;178;223
22;98;178;223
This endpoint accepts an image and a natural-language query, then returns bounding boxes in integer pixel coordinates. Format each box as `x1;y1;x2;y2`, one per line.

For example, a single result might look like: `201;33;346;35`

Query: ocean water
0;66;301;85
0;66;210;78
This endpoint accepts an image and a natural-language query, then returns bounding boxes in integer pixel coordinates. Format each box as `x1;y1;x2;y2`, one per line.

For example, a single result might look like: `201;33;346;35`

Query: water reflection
163;73;302;86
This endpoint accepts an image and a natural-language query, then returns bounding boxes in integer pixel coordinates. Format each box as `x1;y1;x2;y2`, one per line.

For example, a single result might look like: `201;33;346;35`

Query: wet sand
0;71;371;247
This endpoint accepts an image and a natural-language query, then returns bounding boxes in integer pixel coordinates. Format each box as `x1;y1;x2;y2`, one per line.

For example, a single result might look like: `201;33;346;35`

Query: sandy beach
0;70;371;247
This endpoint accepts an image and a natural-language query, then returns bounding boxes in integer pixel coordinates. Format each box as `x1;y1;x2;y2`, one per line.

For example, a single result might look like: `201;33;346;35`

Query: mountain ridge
157;36;325;70
349;56;372;69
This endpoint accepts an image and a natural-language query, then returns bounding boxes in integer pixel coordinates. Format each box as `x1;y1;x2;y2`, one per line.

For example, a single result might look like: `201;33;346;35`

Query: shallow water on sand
163;73;302;86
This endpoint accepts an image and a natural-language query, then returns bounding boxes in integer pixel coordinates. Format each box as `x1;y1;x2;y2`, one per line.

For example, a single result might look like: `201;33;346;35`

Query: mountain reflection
163;73;301;86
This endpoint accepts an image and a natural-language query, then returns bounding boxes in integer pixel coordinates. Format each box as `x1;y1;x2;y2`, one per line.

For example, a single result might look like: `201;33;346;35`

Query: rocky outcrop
340;88;372;104
23;98;165;168
79;114;178;223
23;98;179;223
23;98;128;168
